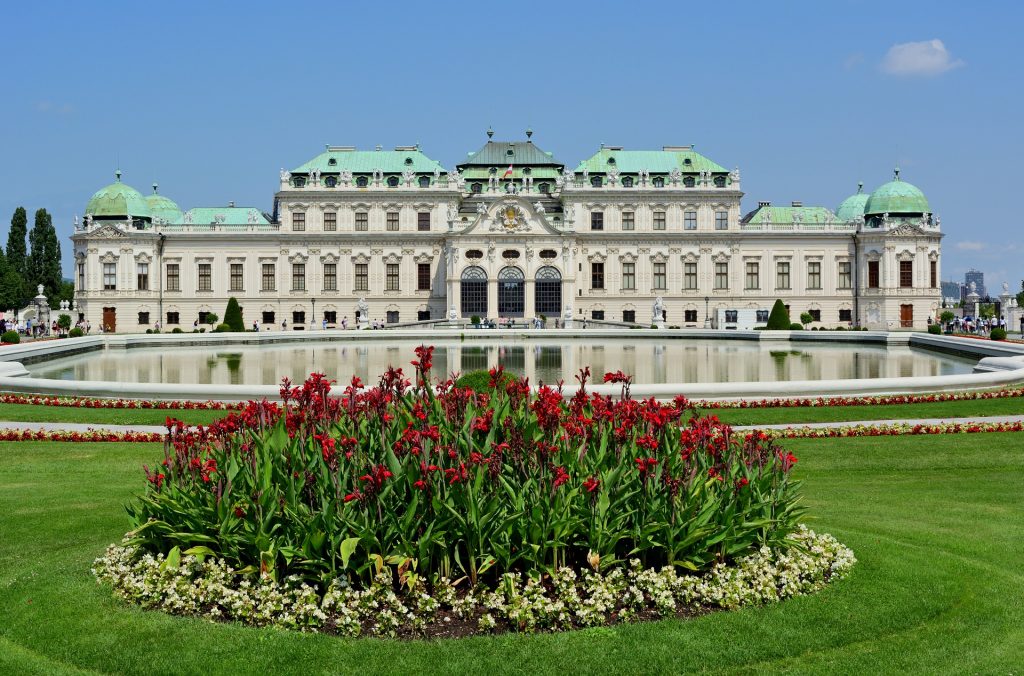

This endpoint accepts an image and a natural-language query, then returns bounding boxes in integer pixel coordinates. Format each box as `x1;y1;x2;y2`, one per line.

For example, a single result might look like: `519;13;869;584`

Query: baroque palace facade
72;131;943;332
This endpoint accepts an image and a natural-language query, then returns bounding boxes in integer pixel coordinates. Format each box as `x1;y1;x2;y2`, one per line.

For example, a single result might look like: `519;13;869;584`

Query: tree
0;253;23;310
799;311;814;326
224;297;245;332
5;207;29;306
1017;281;1024;309
27;208;62;303
766;299;791;330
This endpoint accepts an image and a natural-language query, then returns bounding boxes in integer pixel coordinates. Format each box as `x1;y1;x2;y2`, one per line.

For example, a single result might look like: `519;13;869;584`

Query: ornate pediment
86;224;127;240
889;222;926;237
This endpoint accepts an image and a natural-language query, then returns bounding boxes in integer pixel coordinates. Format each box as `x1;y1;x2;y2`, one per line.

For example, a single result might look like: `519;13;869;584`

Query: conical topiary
766;299;791;330
224;297;245;332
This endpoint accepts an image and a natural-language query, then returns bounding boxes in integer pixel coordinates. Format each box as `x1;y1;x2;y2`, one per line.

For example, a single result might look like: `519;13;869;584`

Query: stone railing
740;222;858;233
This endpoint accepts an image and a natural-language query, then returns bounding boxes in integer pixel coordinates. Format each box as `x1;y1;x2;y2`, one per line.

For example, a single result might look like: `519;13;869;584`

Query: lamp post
311;298;316;330
704;295;711;329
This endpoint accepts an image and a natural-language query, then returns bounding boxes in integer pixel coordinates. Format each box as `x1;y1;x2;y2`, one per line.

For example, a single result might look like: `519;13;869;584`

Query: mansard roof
290;147;445;174
575;147;728;175
742;204;837;225
178;207;269;225
458;140;564;169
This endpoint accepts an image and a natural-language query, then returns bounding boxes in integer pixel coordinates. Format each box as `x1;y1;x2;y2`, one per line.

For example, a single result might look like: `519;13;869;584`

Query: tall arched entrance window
498;266;525;317
460;266;488;318
535;266;562;316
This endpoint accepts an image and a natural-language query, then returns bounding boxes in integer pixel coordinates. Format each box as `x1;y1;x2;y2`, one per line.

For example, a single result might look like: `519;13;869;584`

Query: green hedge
1;330;19;344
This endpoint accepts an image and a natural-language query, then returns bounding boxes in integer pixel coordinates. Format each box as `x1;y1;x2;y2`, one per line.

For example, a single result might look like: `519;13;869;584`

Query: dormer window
327;158;337;166
622;176;634;188
607;157;616;165
652;176;665;188
293;176;306;188
506;149;514;157
471;183;483;193
522;167;531;175
418;175;430;188
324;176;337;188
489;167;497;174
404;157;413;165
683;158;692;166
356;176;368;188
714;175;726;188
538;183;550;193
590;176;603;188
683;176;695;188
387;176;399;187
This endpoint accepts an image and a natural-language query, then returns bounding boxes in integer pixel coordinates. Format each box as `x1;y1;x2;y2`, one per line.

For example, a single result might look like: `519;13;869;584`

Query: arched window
387;176;399;188
622;176;634;188
498;266;525;317
535;266;561;316
356;176;368;188
471;183;483;193
466;249;484;259
652;176;665;188
293;176;306;188
590;175;603;188
460;266;488;317
324;176;337;188
538;183;550;193
713;175;726;188
683;176;695;188
327;158;337;166
418;175;430;188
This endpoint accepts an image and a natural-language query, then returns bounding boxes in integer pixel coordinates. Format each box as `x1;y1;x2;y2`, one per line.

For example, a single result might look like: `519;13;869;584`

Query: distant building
965;269;986;298
940;280;962;303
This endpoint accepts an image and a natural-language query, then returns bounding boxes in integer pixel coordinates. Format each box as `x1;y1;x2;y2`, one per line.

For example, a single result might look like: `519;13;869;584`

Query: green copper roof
864;169;930;215
177;207;269;226
460;167;563;181
145;183;183;224
742;205;836;225
85;171;151;219
835;182;870;221
574;148;728;175
458;140;563;168
291;148;445;174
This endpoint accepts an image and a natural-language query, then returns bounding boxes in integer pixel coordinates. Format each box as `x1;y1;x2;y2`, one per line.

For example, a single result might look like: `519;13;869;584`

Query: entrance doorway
900;304;913;328
102;307;116;333
498;267;525;317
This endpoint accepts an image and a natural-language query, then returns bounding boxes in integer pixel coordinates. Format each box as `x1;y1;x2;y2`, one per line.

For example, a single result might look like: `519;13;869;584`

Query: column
525;279;536;318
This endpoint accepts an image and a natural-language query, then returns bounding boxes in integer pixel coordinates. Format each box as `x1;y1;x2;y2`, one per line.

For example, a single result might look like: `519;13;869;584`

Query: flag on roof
503;164;513;178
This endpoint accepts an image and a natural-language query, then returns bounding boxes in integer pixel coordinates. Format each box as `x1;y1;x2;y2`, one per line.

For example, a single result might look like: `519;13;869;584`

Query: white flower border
92;525;855;638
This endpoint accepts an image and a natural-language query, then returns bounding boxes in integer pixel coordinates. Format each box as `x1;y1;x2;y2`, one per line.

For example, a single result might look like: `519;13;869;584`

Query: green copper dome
864;169;930;216
835;182;870;221
84;171;151;219
145;183;182;223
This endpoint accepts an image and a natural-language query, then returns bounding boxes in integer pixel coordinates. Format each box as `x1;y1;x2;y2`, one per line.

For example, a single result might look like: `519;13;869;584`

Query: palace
71;131;943;332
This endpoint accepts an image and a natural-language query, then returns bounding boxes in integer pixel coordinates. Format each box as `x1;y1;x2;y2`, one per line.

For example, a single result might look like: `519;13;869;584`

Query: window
839;309;853;322
591;212;604;230
355;264;368;291
418;175;430;188
324;176;337;188
387;212;399;231
417;212;430;232
166;311;179;325
77;262;85;289
591;262;605;289
653;262;666;290
756;309;769;322
725;310;738;323
262;311;275;324
461;266;487;316
684;309;698;322
293;310;305;325
293;176;306;188
776;261;791;290
538;183;550;193
683;176;695;188
868;260;880;288
198;311;211;324
807;261;822;290
198;263;212;291
229;263;243;292
622;211;634;230
292;263;305;291
684;210;697;230
714;175;726;188
930;260;937;288
386;263;400;291
714;262;729;289
715;210;728;230
591;310;605;320
324;311;337;324
466;249;483;259
535;266;561;315
137;262;149;291
103;262;117;290
684;262;697;290
622;176;634;188
138;311;150;325
653;211;666;230
417;263;431;291
387;311;399;324
417;310;431;321
622;262;635;290
166;263;179;291
262;263;276;291
838;261;851;289
324;263;337;291
471;183;482;193
356;176;368;188
900;260;913;288
292;212;305;231
387;176;399;187
745;261;759;290
652;176;664;188
809;309;821;322
623;310;635;323
590;176;602;188
324;212;337;231
355;212;368;231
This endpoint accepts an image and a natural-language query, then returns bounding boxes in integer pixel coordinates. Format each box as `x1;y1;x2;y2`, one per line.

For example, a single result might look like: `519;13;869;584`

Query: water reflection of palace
29;340;973;387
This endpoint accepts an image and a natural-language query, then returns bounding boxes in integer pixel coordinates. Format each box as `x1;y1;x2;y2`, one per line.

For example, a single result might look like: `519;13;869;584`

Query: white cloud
881;39;964;76
956;241;985;251
843;52;864;70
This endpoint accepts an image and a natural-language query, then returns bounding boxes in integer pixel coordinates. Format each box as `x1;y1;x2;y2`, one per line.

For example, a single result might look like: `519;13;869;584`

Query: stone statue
73;214;79;229
37;284;44;296
563;303;573;321
433;167;441;182
669;167;682;185
402;168;415;185
565;205;576;222
639;168;649;183
183;211;193;225
935;215;941;228
1003;281;1010;294
607;167;619;184
562;168;575;185
280;168;289;182
730;166;741;183
84;213;93;228
448;304;458;321
476;202;487;215
447;203;458;222
652;296;665;324
969;281;977;294
357;297;369;318
763;209;771;225
882;212;890;228
340;169;353;184
582;168;589;180
533;201;546;214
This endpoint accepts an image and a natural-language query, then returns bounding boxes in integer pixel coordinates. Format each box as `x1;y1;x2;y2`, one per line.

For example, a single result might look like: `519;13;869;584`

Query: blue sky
1;0;1020;293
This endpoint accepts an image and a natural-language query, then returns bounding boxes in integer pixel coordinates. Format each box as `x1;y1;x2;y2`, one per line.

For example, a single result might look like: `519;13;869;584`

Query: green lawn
1;433;1022;674
0;402;229;426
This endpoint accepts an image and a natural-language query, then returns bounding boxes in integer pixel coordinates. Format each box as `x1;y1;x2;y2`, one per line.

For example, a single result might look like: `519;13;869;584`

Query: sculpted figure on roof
669;167;682;185
340;169;352;184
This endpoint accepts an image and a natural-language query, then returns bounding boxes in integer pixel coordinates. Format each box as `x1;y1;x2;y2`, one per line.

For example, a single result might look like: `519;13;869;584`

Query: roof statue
731;166;741;183
433;167;440;181
280;168;289;181
402;168;415;185
476;202;487;215
340;169;352;184
1003;282;1010;294
533;201;545;214
669;167;682;185
607;166;619;184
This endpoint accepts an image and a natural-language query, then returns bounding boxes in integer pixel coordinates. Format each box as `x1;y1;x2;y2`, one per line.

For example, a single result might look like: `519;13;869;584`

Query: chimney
228;201;235;208
758;201;771;208
791;201;802;207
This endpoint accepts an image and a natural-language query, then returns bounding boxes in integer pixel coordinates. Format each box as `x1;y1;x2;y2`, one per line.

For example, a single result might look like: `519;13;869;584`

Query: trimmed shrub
799;312;814;326
927;324;942;335
68;327;84;338
991;327;1007;341
172;327;183;334
766;299;790;329
789;322;804;330
213;323;231;333
455;368;515;393
470;315;481;326
2;330;20;344
224;297;245;332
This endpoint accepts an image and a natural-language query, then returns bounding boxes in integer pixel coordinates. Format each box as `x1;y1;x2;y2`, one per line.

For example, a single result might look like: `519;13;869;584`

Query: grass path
1;433;1023;674
0;402;228;427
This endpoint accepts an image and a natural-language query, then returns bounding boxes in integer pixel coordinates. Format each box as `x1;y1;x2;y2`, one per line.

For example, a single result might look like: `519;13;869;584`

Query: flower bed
760;420;1024;439
93;526;853;638
0;394;241;410
692;388;1024;410
0;429;163;442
